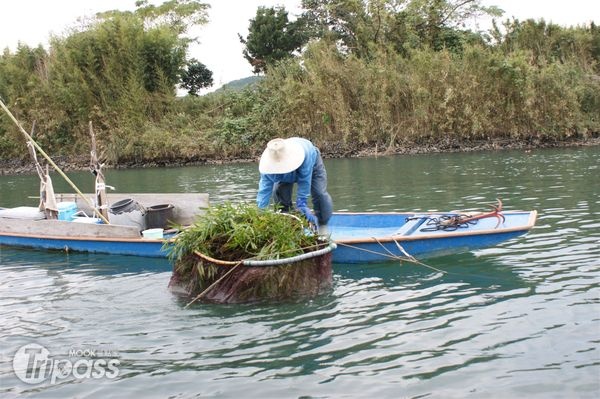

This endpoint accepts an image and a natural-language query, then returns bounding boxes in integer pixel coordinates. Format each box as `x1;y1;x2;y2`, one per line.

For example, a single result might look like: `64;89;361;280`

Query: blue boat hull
331;229;527;263
0;210;537;263
326;211;537;263
0;234;167;257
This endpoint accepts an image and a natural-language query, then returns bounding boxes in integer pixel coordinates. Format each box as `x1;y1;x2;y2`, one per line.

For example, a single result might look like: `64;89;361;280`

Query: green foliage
242;34;598;148
114;0;209;35
301;0;499;57
217;75;263;92
169;202;320;262
180;58;213;95
240;6;308;73
1;1;598;168
493;18;599;70
0;0;209;162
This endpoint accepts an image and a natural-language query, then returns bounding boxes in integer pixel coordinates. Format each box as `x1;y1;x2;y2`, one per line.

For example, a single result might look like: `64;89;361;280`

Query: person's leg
310;153;333;224
273;182;294;212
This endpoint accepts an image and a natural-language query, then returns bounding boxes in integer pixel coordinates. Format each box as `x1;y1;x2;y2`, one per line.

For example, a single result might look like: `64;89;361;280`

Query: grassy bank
1;15;598;170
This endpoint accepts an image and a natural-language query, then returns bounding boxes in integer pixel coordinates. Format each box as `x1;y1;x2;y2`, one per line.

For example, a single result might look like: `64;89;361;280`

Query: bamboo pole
184;261;244;308
89;121;109;220
0;98;110;224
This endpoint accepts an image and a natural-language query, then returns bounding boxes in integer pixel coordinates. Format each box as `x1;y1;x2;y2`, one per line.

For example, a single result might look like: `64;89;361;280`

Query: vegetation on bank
0;0;599;168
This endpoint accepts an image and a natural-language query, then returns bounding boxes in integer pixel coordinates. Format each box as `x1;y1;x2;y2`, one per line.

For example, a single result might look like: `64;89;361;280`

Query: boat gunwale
0;229;165;243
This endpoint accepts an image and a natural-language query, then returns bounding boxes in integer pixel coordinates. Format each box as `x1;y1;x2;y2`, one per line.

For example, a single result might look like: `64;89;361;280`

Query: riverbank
1;135;599;176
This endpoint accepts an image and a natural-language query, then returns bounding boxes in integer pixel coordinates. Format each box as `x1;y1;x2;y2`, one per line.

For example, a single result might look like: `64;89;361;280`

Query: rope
242;243;336;266
338;238;523;285
336;240;445;275
390;238;447;274
408;215;478;232
408;199;505;232
371;236;447;275
336;241;406;260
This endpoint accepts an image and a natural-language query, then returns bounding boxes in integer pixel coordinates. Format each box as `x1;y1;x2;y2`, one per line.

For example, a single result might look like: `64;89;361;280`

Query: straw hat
259;138;305;174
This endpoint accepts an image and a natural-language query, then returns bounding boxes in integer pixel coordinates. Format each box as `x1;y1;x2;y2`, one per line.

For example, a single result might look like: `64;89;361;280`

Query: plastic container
142;228;164;239
72;217;102;224
57;202;78;221
145;204;175;229
108;198;146;231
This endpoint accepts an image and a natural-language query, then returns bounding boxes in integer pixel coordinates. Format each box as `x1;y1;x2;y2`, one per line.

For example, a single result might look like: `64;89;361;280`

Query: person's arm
256;174;274;208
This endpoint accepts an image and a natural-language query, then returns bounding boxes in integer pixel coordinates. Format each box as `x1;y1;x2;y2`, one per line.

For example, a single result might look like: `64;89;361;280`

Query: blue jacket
257;137;318;208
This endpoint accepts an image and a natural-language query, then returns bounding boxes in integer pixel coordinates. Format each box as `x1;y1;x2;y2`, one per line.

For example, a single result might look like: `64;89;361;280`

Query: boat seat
393;216;427;236
0;206;46;220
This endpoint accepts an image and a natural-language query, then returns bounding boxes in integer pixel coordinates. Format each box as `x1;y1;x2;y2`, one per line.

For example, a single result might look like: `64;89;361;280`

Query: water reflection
0;247;171;275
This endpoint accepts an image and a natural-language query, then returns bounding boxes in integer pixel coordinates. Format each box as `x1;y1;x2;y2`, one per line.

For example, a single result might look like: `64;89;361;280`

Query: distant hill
216;75;263;92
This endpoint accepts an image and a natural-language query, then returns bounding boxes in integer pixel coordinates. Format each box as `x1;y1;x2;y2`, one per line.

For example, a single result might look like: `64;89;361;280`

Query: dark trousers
272;153;333;224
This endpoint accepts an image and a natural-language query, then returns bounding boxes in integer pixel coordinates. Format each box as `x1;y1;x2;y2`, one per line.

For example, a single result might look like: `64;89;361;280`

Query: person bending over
256;137;333;226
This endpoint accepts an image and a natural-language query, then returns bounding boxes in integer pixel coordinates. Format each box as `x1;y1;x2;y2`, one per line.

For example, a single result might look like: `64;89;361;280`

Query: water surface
1;146;599;398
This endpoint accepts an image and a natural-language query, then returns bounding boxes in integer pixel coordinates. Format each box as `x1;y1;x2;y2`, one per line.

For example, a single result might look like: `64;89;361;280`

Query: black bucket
145;204;175;229
109;198;136;214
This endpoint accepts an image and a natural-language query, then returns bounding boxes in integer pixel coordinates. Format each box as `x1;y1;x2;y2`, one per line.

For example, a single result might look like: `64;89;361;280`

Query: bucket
57;202;78;221
145;204;175;229
108;198;146;230
142;228;164;239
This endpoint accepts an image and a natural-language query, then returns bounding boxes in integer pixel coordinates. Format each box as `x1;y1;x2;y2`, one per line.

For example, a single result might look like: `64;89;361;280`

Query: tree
2;0;210;157
239;6;308;74
301;0;372;55
180;59;213;95
300;0;501;55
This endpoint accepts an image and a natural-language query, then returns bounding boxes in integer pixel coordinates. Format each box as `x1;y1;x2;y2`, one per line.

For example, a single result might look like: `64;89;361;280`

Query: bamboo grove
0;0;599;167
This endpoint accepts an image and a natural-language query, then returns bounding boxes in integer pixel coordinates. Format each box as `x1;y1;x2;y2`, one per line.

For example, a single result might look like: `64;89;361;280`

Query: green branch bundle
167;202;332;304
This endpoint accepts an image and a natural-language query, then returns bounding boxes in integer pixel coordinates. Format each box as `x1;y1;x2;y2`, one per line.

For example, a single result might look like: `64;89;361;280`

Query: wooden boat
0;193;208;257
0;196;536;262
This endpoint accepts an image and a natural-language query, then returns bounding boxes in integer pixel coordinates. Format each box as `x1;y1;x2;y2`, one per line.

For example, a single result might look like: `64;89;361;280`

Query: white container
142;228;164;239
72;217;102;224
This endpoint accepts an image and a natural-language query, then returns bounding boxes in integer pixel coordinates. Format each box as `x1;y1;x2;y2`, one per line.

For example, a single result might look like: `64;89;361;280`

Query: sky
0;0;598;90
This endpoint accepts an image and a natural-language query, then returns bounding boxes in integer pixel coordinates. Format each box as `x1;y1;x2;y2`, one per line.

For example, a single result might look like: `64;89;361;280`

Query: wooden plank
0;218;141;239
55;193;209;225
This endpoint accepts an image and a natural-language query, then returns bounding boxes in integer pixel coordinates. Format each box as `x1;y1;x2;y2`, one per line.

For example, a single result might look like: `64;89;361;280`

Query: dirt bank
1;135;599;176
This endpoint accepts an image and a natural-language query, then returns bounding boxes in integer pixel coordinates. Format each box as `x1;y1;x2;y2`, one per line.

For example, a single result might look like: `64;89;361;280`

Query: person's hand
296;198;318;226
299;206;318;226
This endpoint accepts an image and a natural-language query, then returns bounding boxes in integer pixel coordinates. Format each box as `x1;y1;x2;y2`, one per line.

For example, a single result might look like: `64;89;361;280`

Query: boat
326;208;537;263
0;193;208;258
0;197;536;262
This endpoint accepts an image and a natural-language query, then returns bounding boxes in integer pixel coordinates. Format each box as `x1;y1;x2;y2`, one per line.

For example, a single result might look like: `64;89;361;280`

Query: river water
0;146;599;398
